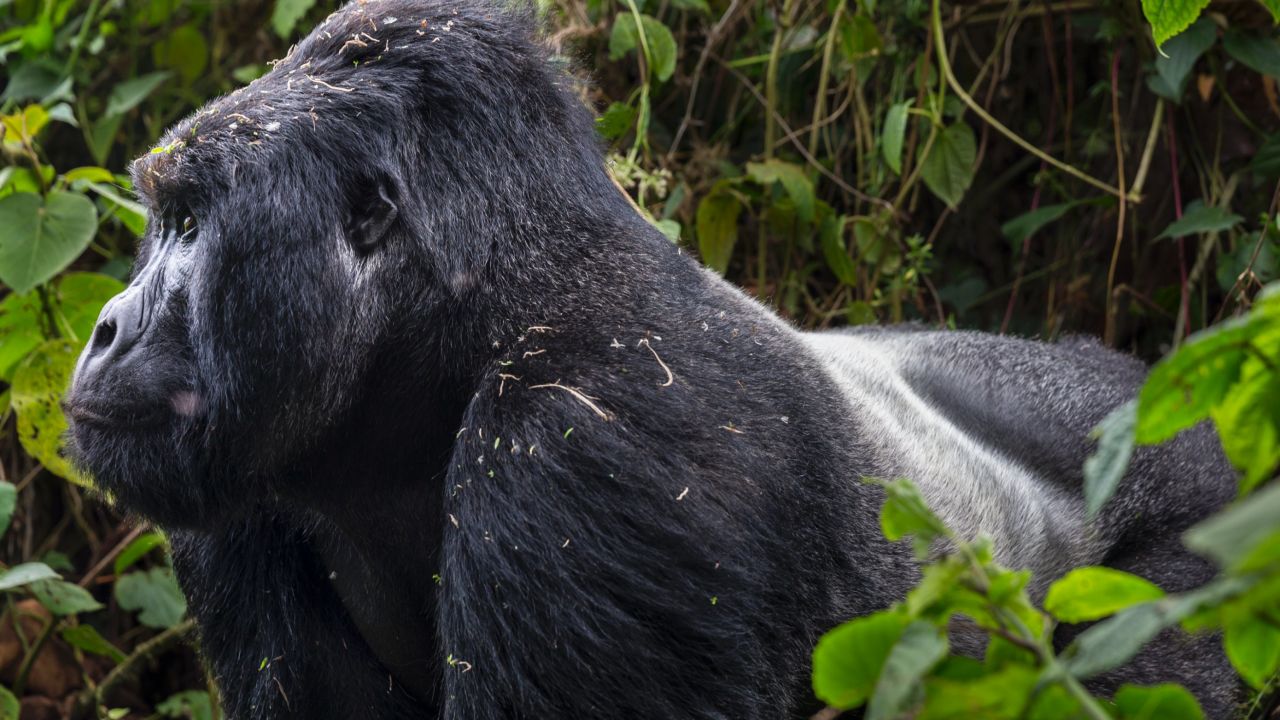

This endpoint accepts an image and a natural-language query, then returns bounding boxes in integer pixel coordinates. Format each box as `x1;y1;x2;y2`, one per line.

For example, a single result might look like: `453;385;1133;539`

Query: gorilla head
65;0;617;529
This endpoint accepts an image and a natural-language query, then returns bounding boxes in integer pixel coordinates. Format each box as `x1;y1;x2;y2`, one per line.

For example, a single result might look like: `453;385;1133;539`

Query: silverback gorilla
66;0;1236;717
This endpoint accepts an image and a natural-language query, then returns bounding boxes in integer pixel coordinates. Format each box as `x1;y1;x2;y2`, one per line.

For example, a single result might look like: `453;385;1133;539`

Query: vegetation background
0;0;1278;718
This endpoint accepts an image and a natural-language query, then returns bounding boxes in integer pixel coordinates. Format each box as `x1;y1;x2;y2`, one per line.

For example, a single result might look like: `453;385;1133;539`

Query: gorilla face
66;123;401;529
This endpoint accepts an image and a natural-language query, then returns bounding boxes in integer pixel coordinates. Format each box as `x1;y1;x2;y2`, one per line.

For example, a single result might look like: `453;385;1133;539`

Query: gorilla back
65;0;1237;717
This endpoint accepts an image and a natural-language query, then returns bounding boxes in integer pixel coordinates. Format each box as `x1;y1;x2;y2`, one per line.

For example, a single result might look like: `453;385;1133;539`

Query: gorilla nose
84;292;144;364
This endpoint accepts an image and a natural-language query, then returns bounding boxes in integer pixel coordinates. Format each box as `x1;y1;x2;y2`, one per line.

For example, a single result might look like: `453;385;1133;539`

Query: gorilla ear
345;180;399;253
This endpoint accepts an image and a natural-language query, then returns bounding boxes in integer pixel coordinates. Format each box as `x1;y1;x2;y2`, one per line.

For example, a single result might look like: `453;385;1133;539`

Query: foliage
2;0;1280;715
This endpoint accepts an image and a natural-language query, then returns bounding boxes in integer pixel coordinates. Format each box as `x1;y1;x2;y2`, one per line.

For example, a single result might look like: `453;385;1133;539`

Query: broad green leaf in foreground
867;621;948;720
1113;684;1204;720
0;190;98;295
10;340;91;485
1083;400;1137;517
812;609;907;710
1183;481;1280;571
1223;606;1280;689
1045;566;1165;623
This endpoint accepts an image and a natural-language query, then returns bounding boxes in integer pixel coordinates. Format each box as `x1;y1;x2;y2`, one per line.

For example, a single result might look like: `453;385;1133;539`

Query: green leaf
60;624;126;663
877;478;949;558
62;166;116;184
1141;0;1211;49
152;24;209;84
1155;199;1242;239
11;340;92;486
105;72;172;117
116;567;188;629
921;123;976;209
272;0;318;37
1045;566;1166;623
0;290;43;382
158;690;215;720
747;159;815;223
1147;18;1216;101
918;665;1039;720
1135;317;1254;444
812;609;907;710
0;562;59;591
609;14;678;82
0;482;15;539
114;531;168;576
838;13;882;62
882;101;911;175
867;622;948;720
1260;0;1280;22
1211;368;1280;493
0;686;16;720
820;214;859;286
0;190;99;295
667;0;710;12
1223;607;1280;689
1184;481;1280;571
1224;29;1280;79
596;102;637;140
1;105;49;146
1001;202;1082;249
696;191;742;275
1083;399;1136;518
31;578;103;615
1114;684;1204;720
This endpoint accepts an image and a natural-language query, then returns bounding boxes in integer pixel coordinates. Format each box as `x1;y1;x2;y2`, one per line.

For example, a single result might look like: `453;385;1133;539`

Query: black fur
65;1;1236;717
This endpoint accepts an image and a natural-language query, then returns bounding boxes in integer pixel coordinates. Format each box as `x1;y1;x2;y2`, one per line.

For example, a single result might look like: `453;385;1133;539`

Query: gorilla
65;0;1236;717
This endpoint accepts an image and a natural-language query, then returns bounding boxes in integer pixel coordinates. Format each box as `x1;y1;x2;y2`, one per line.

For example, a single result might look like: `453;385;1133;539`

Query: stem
77;619;196;713
1104;49;1128;346
64;0;106;77
929;0;1133;203
763;0;795;158
14;615;60;696
808;0;845;159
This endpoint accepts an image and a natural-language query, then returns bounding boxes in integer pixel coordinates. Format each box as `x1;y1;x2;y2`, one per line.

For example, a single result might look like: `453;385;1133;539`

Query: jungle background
1;0;1279;718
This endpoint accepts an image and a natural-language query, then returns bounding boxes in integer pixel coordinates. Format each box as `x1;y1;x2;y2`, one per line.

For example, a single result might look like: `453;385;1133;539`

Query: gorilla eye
182;216;196;234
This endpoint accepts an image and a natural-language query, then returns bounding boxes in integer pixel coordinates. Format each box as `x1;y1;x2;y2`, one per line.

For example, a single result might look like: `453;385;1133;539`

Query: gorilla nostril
91;320;118;354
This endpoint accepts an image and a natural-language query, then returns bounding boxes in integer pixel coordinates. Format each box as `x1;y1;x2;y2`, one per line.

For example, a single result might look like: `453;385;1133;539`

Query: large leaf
1223;30;1280;79
867;622;948;720
116;567;188;629
1223;607;1280;689
54;272;124;345
882;101;911;175
1141;0;1211;49
1183;481;1280;571
1147;19;1216;101
0;191;98;295
1044;566;1165;623
0;290;43;382
1082;400;1137;517
10;340;90;485
696;191;742;275
1134;317;1254;444
1114;684;1204;720
1155;199;1242;239
921;123;976;209
1210;368;1280;493
747;160;815;223
812;609;907;710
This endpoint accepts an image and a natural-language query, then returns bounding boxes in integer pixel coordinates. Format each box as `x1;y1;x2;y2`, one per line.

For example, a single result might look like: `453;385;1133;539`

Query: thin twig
637;339;674;387
527;382;611;420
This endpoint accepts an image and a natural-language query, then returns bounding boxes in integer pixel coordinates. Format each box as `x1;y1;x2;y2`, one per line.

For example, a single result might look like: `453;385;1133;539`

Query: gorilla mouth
65;401;167;431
